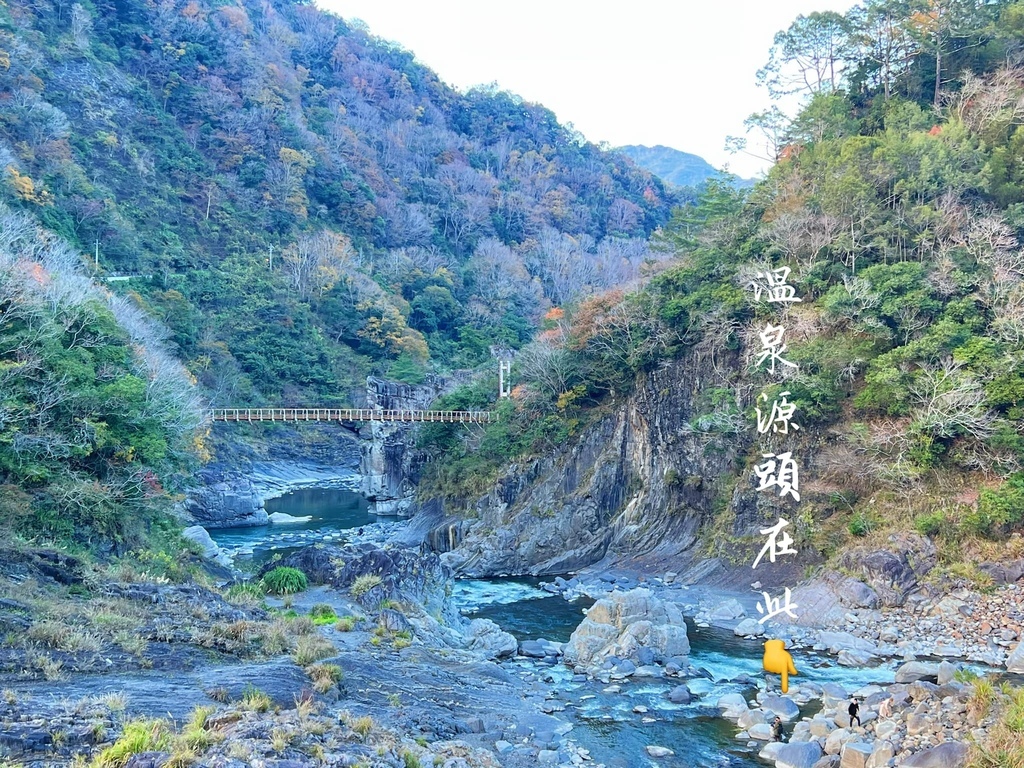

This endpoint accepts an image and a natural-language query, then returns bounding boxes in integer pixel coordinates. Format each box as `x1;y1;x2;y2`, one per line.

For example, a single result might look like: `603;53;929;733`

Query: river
209;487;903;767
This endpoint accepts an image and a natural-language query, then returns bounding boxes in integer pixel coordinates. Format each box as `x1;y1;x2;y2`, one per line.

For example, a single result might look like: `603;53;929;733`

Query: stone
836;578;879;609
937;660;958;685
494;740;513;754
775;742;824;768
839;742;873;768
667;685;691;704
818;631;878;655
379;608;412;633
717;693;749;718
748;722;773;740
519;640;550;658
737;709;765;730
894;661;940;683
708;598;746;620
874;719;897;740
762;694;801;721
181;526;232;567
1007;640;1024;673
735;617;766;636
867;741;894;768
467;618;518;660
268;512;313;523
645;746;675;757
809;718;835;738
837;649;876;667
563;589;689;668
901;742;969;768
821;683;848;707
837;533;937;606
759;742;785;762
825;729;852;755
537;750;559;763
906;713;930;736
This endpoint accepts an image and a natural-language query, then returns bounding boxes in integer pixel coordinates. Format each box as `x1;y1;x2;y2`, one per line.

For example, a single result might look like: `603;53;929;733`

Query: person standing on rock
879;696;893;719
849;697;861;727
770;716;785;742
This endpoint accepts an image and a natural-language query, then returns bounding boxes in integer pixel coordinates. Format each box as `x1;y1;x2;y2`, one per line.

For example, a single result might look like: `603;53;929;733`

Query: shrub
238;685;273;713
308;604;337;626
335;616;356;632
292;635;335;666
401;750;422;768
350;574;382;598
307;663;343;693
914;511;946;537
93;719;171;767
848;512;873;537
261;567;307;595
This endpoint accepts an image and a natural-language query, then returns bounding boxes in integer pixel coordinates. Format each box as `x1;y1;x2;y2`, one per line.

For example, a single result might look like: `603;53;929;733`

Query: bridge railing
207;408;497;424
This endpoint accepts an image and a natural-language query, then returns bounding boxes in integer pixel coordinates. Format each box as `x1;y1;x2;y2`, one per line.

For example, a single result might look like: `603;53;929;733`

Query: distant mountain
619;145;750;188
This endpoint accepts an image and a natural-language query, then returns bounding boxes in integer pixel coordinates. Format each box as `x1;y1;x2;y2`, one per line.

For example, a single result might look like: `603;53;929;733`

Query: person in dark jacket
770;716;784;742
849;698;861;727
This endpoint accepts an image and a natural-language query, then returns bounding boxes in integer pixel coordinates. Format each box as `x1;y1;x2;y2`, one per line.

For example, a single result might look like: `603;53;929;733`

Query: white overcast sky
317;0;858;178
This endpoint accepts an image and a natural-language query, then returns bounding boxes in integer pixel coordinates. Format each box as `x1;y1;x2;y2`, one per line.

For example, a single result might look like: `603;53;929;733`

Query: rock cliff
360;373;470;516
422;353;804;577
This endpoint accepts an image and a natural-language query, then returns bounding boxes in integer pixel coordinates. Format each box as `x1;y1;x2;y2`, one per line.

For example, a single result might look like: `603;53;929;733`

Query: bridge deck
208;408;497;424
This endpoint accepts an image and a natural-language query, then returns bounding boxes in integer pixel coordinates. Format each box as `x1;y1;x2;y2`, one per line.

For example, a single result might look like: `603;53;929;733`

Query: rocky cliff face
360;373;470;516
183;423;361;528
421;353;809;577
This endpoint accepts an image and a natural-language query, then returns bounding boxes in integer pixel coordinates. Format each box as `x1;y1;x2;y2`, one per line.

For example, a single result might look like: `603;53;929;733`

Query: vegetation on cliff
0;201;202;551
421;0;1024;567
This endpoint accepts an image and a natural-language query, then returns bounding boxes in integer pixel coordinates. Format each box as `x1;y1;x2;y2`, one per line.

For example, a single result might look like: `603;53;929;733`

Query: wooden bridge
207;408;498;424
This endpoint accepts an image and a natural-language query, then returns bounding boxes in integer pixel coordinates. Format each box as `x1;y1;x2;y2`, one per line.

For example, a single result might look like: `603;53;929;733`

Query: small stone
645;746;674;757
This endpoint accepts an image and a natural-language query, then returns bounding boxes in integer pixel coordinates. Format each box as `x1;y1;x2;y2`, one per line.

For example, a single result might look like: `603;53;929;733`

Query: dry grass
291;634;335;666
306;663;342;693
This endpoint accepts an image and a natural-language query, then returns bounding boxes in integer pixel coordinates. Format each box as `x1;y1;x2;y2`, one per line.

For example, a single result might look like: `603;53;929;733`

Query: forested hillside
0;0;675;405
425;0;1024;571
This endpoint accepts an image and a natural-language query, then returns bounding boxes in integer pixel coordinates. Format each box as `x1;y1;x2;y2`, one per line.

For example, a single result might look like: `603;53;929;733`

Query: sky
318;0;859;179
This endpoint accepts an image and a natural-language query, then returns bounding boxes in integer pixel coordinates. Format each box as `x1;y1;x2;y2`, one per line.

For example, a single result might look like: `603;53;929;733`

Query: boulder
821;683;848;708
867;741;894;768
937;660;958;685
901;742;969;768
563;589;688;668
894;661;940;683
181;526;232;567
708;598;746;621
837;533;936;606
837;649;876;667
1007;641;1024;674
747;722;772;740
379;608;412;633
818;631;878;655
717;693;749;718
645;746;674;757
775;742;824;768
835;577;879;609
735;617;765;636
762;694;800;722
839;742;872;768
667;685;691;705
737;708;765;730
466;618;518;660
824;728;853;755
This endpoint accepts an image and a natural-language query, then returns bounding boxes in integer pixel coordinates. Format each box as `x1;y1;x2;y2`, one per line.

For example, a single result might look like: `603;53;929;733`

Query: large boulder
1007;641;1024;673
762;694;800;722
818;632;877;655
181;525;232;567
837;533;936;606
774;742;824;768
895;661;940;683
184;478;267;528
839;742;872;768
901;742;969;768
563;589;689;668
